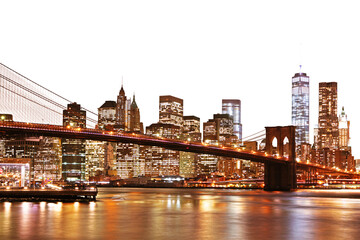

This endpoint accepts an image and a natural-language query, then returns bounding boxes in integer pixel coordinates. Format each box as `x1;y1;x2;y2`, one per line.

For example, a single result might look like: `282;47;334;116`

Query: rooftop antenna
122;76;123;87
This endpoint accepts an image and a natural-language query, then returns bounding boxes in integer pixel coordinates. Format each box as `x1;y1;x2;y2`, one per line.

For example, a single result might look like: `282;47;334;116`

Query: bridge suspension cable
0;63;98;127
242;130;266;141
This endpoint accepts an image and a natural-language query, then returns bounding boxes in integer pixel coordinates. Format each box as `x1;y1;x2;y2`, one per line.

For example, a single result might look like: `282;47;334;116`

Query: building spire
119;76;125;95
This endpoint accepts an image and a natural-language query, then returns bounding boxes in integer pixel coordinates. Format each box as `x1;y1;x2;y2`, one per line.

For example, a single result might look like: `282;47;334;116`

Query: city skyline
1;1;359;158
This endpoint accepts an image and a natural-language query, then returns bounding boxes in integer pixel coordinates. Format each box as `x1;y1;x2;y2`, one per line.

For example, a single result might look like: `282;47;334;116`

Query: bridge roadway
0;121;289;164
0;121;358;177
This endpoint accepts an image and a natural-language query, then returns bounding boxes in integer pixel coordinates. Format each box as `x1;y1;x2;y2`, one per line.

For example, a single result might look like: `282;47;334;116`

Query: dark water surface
1;188;360;240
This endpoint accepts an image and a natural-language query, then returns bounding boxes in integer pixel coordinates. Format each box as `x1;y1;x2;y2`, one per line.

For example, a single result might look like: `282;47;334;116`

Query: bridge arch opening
271;137;278;155
283;137;289;158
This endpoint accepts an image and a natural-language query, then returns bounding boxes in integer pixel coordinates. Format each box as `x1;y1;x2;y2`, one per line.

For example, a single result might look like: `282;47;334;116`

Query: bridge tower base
264;126;297;191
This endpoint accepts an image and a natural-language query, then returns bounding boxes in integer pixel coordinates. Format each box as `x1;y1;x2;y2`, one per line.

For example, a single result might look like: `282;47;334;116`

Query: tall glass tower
291;70;310;148
222;99;242;142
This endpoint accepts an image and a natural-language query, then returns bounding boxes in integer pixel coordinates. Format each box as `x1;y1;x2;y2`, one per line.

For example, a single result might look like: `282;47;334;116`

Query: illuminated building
182;115;201;142
199;114;235;176
335;149;355;171
116;143;144;179
115;85;130;130
97;100;117;176
98;100;116;130
35;137;62;181
0;114;12;158
180;116;201;178
62;102;86;181
0;113;13;121
129;94;143;133
0;138;4;158
315;82;339;150
115;90;144;179
339;106;350;150
159;95;183;127
312;82;339;167
222;99;242;142
85;140;105;179
241;141;263;178
145;123;181;176
291;71;310;150
5;136;40;181
139;96;184;177
310;148;335;167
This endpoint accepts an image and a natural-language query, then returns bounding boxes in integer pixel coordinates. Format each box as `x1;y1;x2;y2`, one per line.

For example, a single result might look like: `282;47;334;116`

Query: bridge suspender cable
242;130;266;141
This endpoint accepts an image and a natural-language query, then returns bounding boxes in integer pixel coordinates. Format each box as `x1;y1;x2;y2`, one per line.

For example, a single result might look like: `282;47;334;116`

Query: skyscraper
159;95;183;127
180;116;201;178
62;102;86;181
316;82;339;150
291;71;310;149
129;94;143;133
98;101;117;176
338;106;350;150
98;100;116;130
115;85;130;130
115;87;144;178
222;99;242;142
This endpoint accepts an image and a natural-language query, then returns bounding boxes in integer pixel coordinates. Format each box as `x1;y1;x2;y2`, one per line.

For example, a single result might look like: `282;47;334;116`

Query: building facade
179;116;201;178
291;72;310;150
222;99;242;142
315;82;339;150
98;100;117;175
159;95;183;127
98;100;117;130
338;106;350;150
62;102;86;181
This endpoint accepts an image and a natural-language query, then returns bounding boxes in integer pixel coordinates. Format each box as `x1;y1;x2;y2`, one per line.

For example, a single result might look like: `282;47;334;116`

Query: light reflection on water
1;188;360;240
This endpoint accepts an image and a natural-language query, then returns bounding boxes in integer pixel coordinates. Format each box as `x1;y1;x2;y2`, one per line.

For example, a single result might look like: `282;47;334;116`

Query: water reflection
1;189;360;239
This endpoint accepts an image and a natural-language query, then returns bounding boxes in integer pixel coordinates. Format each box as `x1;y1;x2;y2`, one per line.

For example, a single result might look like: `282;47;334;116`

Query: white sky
1;0;359;158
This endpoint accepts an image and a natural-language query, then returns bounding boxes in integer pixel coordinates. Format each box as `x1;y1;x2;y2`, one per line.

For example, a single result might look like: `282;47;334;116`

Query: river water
1;188;360;240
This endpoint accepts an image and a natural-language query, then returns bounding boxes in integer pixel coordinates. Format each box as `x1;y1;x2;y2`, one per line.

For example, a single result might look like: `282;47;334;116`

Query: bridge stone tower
264;126;297;191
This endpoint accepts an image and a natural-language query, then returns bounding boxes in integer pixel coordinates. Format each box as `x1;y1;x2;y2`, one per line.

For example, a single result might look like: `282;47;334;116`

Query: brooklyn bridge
0;63;358;191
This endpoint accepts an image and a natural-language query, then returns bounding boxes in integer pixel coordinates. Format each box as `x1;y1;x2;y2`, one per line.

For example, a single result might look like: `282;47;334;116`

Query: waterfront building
5;136;40;181
98;101;117;175
310;148;336;168
222;99;242;142
159;95;183;127
35;137;62;181
4;135;62;182
335;149;355;171
242;141;263;179
115;89;144;178
179;116;201;178
62;102;86;181
0;114;12;158
291;71;310;150
199;114;236;177
116;143;144;179
85;140;105;179
145;123;181;176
